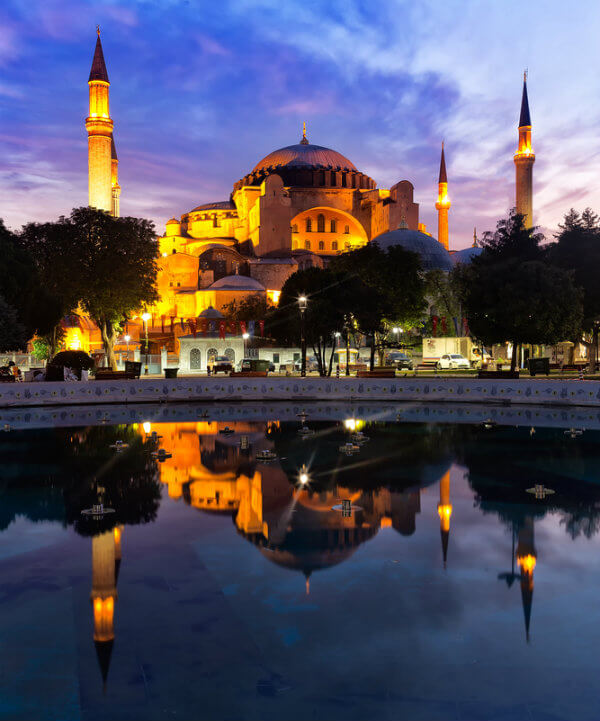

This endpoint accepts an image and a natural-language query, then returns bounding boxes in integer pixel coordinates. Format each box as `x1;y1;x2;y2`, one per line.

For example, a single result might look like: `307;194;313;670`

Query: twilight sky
1;0;599;248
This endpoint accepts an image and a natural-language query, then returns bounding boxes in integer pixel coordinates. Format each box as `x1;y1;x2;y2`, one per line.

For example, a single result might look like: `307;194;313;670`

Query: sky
1;0;600;249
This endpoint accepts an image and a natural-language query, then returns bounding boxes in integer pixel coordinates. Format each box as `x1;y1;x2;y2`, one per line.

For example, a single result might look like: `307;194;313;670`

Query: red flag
441;316;447;335
463;317;469;336
161;316;165;334
432;316;438;337
240;321;247;335
219;320;226;339
180;317;185;331
259;320;264;337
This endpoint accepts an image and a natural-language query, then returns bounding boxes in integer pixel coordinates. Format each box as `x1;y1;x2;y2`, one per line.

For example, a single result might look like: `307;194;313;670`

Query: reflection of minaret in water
90;527;121;691
437;471;452;568
516;516;537;643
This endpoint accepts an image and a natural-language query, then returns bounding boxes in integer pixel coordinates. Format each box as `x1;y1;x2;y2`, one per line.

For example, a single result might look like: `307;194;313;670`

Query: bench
230;371;268;377
356;369;396;378
559;364;587;372
95;370;137;380
478;370;520;379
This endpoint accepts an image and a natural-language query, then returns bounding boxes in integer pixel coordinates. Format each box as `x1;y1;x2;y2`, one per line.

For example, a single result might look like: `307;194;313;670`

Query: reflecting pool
2;402;600;721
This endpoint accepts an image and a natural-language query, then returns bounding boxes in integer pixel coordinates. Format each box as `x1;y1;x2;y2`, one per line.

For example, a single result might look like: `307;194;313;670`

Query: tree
424;269;463;336
548;208;600;366
267;267;354;376
0;296;28;352
330;243;427;369
0;219;62;347
455;212;583;370
222;294;270;322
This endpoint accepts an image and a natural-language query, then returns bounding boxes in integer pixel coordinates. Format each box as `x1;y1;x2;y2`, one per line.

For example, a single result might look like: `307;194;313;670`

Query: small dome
452;246;484;265
166;217;180;225
209;275;265;291
372;228;453;272
198;305;224;319
252;143;357;174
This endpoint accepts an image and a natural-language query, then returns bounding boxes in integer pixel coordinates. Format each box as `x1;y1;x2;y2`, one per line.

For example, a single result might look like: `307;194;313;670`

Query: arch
332;240;338;251
190;348;202;370
305;240;311;250
224;348;235;363
318;240;325;251
317;214;325;232
290;206;368;255
207;347;218;364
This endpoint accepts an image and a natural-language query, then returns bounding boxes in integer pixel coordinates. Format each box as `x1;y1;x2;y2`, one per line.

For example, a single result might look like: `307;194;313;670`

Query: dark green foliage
0;295;28;352
49;350;95;370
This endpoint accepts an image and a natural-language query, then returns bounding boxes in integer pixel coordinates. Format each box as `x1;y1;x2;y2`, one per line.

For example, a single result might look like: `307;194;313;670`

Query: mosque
77;31;534;359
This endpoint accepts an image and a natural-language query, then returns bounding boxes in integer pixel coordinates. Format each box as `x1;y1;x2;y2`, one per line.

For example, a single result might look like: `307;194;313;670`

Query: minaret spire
435;142;450;250
86;28;114;213
514;71;535;227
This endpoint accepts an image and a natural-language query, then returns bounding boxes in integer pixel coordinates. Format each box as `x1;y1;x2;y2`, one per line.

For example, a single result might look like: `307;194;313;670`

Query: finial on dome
473;227;477;247
300;121;309;145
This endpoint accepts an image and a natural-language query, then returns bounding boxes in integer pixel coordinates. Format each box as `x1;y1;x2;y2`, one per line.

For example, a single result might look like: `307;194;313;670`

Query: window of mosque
292;224;298;233
317;214;325;232
224;348;235;362
305;240;311;250
344;225;350;234
318;241;325;251
190;348;202;370
306;218;312;232
213;215;219;228
341;173;347;187
330;219;337;233
331;172;336;185
332;240;338;251
207;348;218;363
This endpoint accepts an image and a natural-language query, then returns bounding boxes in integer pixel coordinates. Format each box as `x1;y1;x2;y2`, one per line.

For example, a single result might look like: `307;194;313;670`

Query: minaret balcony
85;116;113;137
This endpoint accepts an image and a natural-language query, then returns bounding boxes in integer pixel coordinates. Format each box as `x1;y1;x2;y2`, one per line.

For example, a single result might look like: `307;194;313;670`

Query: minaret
90;530;118;691
437;470;452;568
516;516;537;642
435;142;450;250
514;71;535;228
110;135;121;218
86;27;113;214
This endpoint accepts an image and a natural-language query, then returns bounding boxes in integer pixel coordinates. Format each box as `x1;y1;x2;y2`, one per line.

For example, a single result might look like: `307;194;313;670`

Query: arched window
212;215;219;228
317;214;325;232
330;219;337;233
344;225;350;234
207;348;218;364
332;240;338;251
224;348;235;363
341;173;347;188
318;240;325;251
331;172;337;186
292;224;298;233
190;348;202;370
305;240;311;250
305;218;312;232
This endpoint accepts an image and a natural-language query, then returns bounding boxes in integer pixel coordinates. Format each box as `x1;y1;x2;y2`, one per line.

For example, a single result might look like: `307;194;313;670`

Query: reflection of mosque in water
145;422;453;590
87;421;543;688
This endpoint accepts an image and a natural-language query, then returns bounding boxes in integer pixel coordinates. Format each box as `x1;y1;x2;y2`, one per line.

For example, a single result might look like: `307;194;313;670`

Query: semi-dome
209;274;265;291
372;228;453;272
252;143;357;174
452;246;484;265
190;200;236;213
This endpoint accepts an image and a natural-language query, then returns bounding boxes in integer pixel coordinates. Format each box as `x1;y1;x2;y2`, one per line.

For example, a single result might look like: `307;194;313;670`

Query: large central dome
252;143;357;174
233;128;375;191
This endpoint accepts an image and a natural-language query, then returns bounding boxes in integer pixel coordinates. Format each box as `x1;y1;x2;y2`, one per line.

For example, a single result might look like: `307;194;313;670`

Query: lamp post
298;295;307;377
242;332;249;360
141;312;151;375
344;314;351;376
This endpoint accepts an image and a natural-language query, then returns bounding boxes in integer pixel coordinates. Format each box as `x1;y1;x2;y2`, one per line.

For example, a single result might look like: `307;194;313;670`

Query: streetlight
242;332;249;359
344;314;351;376
124;334;131;362
141;312;151;375
298;295;307;377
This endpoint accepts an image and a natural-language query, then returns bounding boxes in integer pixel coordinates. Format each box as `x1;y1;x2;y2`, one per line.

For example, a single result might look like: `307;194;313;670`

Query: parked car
209;356;233;374
386;351;413;370
436;353;470;370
